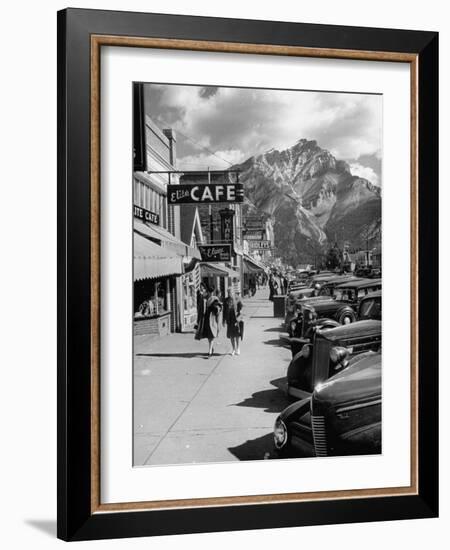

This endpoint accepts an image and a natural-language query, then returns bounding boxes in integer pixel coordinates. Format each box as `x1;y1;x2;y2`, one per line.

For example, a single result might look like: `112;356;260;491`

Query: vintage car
274;351;382;458
284;274;356;332
289;278;382;338
358;290;382;320
317;275;362;297
286;318;381;399
287;279;308;293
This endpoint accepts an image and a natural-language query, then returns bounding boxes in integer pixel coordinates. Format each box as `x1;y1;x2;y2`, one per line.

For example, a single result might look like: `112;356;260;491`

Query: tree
325;244;341;270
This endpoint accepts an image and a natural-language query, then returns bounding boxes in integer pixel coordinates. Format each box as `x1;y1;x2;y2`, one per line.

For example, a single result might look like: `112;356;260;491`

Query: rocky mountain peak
233;139;381;264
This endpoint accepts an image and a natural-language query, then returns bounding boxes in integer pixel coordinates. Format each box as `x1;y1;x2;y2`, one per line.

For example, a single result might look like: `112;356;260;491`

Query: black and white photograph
133;82;383;466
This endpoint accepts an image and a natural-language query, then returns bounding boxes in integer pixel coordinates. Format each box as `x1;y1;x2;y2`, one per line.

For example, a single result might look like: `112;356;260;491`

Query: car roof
335;278;382;289
310;274;337;282
321;275;363;285
361;290;382;299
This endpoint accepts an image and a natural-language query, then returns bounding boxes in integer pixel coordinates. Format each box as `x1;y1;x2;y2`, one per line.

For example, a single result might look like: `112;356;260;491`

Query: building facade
133;91;201;337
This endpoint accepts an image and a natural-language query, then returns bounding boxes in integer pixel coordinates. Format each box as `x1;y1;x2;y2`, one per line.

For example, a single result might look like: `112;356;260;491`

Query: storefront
243;254;266;296
133;232;183;337
200;262;240;299
134;219;202;332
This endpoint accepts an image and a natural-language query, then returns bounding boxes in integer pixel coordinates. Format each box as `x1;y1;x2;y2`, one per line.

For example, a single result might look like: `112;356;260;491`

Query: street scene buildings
133;83;383;465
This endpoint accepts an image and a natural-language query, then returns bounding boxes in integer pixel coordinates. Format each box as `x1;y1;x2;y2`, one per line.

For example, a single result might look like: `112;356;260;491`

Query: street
133;288;292;466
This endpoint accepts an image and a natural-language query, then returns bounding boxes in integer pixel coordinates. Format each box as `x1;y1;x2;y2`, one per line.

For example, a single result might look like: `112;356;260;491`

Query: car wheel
339;311;355;324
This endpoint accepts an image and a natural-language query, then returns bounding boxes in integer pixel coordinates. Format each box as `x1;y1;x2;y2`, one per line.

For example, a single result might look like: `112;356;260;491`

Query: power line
156;116;234;168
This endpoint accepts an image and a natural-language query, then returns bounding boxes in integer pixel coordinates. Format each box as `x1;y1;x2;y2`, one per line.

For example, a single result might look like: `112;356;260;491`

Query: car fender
278;397;311;424
287;347;312;385
316;318;341;330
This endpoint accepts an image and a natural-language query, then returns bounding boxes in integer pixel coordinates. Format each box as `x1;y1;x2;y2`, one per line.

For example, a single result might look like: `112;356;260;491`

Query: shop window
134;278;170;318
183;272;197;312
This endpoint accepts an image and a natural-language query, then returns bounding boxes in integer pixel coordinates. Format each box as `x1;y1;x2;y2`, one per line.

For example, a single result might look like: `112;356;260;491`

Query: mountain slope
234;139;381;264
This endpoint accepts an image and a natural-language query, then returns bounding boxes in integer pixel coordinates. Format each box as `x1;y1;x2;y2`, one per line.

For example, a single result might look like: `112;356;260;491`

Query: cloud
349;163;380;186
144;83;382;178
177;149;245;170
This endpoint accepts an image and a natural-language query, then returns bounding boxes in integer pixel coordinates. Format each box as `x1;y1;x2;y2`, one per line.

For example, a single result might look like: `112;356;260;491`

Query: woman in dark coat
195;285;222;357
222;288;243;356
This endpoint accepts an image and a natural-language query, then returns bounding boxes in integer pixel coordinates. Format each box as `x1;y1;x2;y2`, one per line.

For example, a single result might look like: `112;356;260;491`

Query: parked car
369;268;382;278
358;290;382;321
287;279;308;293
317;275;361;297
274;351;382;458
285;275;358;334
287;318;382;400
355;266;372;278
289;278;382;338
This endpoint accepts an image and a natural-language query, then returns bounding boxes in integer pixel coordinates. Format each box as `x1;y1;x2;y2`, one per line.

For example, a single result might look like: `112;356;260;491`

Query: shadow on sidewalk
270;376;288;391
231;387;290;413
136;352;210;359
263;338;289;348
263;326;284;333
228;432;275;461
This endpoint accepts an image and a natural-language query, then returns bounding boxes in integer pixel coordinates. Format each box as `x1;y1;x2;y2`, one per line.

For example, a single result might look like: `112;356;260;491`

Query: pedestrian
223;288;243;356
268;275;274;301
195;284;222;357
272;278;279;297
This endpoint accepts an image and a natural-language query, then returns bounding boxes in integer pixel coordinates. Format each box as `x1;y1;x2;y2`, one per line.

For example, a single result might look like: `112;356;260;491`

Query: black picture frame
57;8;438;541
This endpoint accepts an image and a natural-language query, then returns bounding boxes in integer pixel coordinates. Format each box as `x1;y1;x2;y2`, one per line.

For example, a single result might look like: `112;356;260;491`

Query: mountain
233;139;381;265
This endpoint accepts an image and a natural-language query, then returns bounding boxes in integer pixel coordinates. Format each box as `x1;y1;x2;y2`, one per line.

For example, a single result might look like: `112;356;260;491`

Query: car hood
313;352;381;409
319;319;382;342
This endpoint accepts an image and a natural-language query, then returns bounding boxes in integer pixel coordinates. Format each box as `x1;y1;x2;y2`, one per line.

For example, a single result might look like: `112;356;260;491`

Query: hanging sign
198;244;232;262
134;205;160;225
248;240;272;250
167;183;244;204
220;208;235;244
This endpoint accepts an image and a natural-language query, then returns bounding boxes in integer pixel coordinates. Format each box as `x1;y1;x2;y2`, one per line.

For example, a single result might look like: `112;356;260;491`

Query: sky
143;83;382;186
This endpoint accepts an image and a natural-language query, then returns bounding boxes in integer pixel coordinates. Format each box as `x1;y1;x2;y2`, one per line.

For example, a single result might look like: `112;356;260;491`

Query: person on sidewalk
222;288;243;356
195;284;222;357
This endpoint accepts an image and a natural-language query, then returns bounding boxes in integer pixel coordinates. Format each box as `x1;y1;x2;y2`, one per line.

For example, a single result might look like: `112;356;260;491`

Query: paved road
133;289;292;466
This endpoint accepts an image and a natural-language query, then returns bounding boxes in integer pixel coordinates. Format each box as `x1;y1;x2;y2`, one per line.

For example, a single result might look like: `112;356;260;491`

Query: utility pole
208;169;213;243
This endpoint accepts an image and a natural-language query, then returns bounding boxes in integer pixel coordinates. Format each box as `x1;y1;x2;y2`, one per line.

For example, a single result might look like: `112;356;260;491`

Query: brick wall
134;313;171;337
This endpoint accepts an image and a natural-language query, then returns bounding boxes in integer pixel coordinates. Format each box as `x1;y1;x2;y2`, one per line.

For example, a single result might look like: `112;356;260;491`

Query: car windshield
333;288;355;301
359;298;382;319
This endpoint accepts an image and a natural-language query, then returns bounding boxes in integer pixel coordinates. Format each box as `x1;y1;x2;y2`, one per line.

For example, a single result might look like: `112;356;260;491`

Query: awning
243;255;266;274
134;232;183;281
134;220;201;260
219;264;241;280
200;262;240;280
200;263;229;277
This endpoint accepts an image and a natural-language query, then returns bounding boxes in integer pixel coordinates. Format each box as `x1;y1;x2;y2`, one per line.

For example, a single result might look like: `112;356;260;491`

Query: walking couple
195;284;244;357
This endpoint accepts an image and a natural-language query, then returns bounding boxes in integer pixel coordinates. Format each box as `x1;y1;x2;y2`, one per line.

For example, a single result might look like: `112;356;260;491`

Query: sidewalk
133;288;292;466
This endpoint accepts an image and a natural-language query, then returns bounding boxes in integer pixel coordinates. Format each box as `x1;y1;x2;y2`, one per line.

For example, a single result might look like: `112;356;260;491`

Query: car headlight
330;346;349;365
274;418;288;449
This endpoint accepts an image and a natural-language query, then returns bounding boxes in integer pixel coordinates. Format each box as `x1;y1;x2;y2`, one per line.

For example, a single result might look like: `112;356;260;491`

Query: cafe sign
167;183;244;204
198;244;232;262
134;205;160;225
